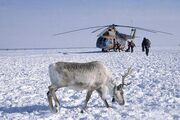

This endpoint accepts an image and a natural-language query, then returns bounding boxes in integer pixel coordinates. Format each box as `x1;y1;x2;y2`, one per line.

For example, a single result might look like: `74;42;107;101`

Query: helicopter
54;24;172;52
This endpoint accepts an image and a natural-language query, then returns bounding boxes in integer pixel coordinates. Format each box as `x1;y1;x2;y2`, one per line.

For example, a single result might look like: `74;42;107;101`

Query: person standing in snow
142;37;151;56
125;40;135;53
130;41;135;53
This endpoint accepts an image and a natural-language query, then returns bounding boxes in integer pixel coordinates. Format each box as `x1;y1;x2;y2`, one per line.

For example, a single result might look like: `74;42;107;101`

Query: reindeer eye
117;86;121;90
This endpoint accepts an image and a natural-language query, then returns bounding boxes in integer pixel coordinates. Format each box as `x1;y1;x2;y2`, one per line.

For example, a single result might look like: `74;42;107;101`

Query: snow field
0;47;179;120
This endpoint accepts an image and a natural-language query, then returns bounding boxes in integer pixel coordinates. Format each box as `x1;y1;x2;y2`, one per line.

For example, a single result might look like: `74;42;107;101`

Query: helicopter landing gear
102;48;109;52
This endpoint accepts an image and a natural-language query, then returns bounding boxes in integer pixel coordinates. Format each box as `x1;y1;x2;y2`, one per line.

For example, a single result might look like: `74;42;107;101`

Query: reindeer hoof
80;108;87;113
51;106;59;113
80;110;84;113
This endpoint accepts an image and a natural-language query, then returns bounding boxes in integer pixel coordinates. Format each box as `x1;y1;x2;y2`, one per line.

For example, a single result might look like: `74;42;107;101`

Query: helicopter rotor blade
115;24;172;35
54;24;172;36
91;26;107;33
54;25;107;36
148;30;173;35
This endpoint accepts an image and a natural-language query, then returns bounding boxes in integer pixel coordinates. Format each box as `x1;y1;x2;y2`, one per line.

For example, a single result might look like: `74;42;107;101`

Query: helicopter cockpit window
109;40;112;44
97;37;105;44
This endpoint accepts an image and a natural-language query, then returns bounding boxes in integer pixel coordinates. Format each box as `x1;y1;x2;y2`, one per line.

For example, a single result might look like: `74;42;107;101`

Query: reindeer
47;61;132;113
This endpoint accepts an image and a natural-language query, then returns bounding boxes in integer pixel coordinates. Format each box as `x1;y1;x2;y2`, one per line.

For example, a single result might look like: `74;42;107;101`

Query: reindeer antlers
121;67;133;87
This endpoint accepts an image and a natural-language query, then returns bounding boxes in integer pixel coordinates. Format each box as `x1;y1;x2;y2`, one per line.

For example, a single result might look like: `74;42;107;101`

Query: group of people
124;37;151;56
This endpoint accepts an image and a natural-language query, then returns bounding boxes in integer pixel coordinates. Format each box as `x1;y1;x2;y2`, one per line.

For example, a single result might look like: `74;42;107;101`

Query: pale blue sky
0;0;180;49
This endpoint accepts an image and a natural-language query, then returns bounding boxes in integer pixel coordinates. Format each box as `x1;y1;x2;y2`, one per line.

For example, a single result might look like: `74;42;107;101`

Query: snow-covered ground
0;47;179;120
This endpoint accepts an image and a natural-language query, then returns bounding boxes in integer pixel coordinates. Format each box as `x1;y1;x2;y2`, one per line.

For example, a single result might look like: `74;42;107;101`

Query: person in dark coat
125;40;135;53
142;37;151;56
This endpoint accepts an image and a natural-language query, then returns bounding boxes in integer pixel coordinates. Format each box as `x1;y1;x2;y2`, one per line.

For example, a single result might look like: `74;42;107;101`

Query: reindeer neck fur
107;81;116;97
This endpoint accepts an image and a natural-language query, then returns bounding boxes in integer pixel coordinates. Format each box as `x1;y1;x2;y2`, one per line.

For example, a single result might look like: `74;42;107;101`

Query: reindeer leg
48;85;60;113
81;90;93;113
96;88;110;108
52;89;60;113
47;90;54;112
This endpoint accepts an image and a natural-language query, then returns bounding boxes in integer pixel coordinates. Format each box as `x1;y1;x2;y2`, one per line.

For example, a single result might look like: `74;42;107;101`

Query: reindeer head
112;84;125;105
112;67;133;105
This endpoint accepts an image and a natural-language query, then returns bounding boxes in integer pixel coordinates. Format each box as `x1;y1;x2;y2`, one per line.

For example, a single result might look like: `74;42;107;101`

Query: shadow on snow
59;50;103;55
0;103;115;114
0;105;49;114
